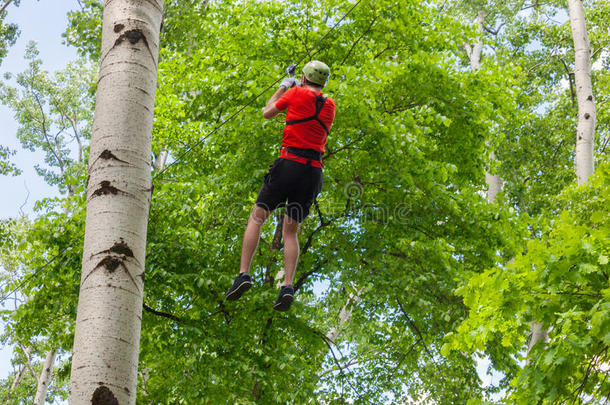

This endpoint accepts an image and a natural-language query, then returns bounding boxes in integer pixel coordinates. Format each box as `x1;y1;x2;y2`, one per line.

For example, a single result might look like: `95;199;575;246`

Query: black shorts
255;158;323;222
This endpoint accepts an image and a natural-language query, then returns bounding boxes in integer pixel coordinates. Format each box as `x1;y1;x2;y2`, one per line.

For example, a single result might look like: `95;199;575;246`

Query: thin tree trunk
527;321;548;357
33;348;57;405
464;12;485;71
69;1;163;404
528;0;597;356
485;151;503;203
10;364;26;391
152;150;168;171
568;0;596;185
464;11;503;202
326;289;362;343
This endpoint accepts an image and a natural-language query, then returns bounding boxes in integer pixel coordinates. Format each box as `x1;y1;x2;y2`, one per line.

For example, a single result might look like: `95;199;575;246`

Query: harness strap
285;95;329;135
280;147;323;168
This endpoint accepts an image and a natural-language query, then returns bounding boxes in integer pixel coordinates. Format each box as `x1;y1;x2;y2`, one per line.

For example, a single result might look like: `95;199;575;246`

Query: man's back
276;86;336;153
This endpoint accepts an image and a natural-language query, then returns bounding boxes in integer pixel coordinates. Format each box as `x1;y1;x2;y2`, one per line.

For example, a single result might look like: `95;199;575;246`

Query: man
225;60;336;311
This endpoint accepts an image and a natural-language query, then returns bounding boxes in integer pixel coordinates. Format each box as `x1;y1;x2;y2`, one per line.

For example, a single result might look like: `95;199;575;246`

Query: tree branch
591;46;605;60
314;330;363;399
396;298;435;361
10;364;26;391
482;22;505;36
341;17;377;66
292;30;312;61
294;260;327;292
0;0;13;14
18;344;40;384
324;132;367;159
270;213;284;251
32;92;66;174
373;46;391;59
143;303;183;322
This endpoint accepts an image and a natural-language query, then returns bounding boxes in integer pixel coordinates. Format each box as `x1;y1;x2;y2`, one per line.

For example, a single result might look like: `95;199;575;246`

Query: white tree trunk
465;12;485;71
326;289;362;343
10;364;26;391
485;150;503;203
152;150;168;171
33;348;57;405
464;12;503;203
69;1;163;404
527;321;548;357
485;172;503;203
568;0;596;185
528;0;596;357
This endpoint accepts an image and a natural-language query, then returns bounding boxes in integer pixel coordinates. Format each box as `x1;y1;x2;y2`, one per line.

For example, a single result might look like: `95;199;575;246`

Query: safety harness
280;94;328;168
281;147;323;168
285;94;330;136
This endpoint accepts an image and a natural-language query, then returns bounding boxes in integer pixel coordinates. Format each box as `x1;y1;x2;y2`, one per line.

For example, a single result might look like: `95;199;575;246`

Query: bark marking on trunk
99;149;130;164
568;0;596;185
92;386;119;405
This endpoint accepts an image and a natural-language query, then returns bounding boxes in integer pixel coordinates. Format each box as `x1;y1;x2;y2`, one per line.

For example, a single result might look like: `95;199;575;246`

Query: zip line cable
153;75;285;180
153;0;363;181
0;235;82;306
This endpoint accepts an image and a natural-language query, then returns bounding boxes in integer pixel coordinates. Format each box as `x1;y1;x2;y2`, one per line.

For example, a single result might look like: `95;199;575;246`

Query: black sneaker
225;273;253;301
273;285;294;312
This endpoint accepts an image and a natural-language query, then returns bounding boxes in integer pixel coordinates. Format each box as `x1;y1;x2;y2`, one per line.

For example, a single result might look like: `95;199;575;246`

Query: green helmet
303;60;330;86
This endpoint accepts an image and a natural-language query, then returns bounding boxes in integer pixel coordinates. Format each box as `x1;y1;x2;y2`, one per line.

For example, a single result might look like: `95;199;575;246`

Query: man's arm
263;86;288;119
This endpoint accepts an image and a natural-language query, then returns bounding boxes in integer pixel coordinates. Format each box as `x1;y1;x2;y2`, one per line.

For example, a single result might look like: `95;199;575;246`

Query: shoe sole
225;281;252;301
273;294;294;312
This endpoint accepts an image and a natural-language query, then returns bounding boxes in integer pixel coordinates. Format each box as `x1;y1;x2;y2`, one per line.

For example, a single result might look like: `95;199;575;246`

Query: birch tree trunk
568;0;596;185
484;151;503;203
527;322;548;355
464;11;503;203
69;1;163;404
528;0;596;356
464;12;485;72
33;348;57;405
9;364;26;391
326;289;362;343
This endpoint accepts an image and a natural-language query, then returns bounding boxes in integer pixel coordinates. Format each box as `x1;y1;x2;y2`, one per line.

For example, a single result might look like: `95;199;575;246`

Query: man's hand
280;77;298;89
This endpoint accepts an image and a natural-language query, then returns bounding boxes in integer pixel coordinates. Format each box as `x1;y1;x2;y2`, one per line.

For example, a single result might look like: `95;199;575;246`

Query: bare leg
282;214;300;286
239;205;272;274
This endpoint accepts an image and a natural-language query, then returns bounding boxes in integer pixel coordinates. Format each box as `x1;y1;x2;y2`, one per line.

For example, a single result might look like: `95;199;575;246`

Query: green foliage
1;0;608;403
447;161;610;403
0;41;94;194
63;0;102;60
134;0;520;402
0;207;84;403
0;2;19;65
0;350;69;405
0;145;20;176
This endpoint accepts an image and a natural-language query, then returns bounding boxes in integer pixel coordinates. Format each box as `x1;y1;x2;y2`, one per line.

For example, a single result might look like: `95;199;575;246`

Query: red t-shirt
275;86;336;153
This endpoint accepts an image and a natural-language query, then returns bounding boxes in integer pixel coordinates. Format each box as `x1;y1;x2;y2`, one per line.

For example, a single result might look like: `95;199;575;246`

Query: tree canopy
1;0;608;403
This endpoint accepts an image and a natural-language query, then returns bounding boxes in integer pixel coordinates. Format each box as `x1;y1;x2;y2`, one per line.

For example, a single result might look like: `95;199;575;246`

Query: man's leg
227;205;272;301
272;214;299;311
239;205;272;274
282;214;300;286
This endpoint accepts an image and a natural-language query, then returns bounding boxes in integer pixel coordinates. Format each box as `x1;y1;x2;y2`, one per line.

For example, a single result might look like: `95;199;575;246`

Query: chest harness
280;94;328;169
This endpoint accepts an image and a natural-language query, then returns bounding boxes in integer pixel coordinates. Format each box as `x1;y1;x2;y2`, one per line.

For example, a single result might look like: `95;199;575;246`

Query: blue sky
0;0;79;382
0;0;79;219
